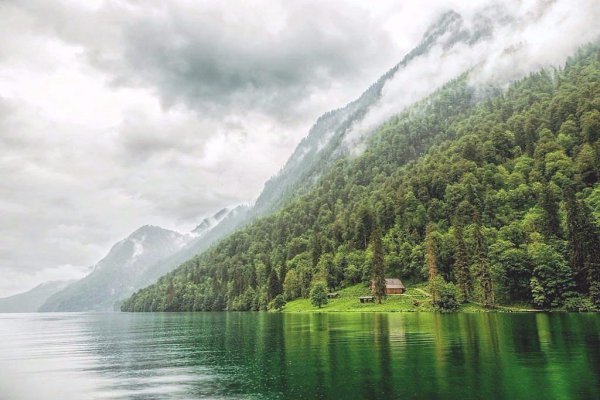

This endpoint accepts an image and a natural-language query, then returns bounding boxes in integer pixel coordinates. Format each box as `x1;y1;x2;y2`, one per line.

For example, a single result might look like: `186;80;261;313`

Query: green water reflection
1;312;599;399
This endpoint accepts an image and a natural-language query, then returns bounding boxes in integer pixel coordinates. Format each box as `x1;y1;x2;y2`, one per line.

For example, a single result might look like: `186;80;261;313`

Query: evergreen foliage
370;228;386;303
122;45;600;313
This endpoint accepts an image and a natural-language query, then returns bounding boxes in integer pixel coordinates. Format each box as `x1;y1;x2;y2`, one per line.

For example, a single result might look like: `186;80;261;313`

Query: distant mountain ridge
0;280;72;313
38;206;249;312
39;225;189;311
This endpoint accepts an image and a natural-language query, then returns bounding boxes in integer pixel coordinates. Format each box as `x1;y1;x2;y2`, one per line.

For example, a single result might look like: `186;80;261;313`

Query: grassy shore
281;283;536;313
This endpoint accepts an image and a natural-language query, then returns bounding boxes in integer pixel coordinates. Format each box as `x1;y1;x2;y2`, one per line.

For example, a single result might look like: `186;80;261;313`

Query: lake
0;312;599;399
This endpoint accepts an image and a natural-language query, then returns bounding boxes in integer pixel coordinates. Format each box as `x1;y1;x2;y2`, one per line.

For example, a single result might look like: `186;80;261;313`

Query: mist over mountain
192;208;232;238
253;1;600;216
133;205;251;291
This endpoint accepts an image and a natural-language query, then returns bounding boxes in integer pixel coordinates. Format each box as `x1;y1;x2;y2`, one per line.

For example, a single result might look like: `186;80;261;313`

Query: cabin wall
386;288;404;295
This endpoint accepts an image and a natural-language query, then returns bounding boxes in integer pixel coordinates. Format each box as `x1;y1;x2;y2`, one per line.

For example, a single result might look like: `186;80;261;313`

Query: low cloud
345;0;600;150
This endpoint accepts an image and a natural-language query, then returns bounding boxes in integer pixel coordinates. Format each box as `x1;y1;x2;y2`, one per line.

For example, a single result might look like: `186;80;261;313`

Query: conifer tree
425;223;439;303
472;211;494;308
453;220;471;301
311;230;322;267
356;205;375;250
565;187;600;304
267;269;282;301
371;227;386;304
539;183;562;239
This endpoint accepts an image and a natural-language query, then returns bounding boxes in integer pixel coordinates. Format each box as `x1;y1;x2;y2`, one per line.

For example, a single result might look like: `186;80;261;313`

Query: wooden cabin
385;278;406;294
371;278;406;295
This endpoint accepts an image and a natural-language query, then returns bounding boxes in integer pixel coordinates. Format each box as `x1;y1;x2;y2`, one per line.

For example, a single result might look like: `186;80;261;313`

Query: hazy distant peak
39;224;193;312
191;206;246;237
129;225;179;238
421;10;464;43
0;280;73;313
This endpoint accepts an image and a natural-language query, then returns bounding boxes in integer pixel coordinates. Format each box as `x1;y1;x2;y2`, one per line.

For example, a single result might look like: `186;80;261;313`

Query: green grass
282;283;435;313
281;283;535;313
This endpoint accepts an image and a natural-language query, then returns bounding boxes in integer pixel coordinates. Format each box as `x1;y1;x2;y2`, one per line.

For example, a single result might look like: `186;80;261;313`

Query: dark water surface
1;312;599;399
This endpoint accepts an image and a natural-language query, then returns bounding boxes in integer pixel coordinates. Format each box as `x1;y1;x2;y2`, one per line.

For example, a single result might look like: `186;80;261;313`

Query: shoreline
279;284;583;314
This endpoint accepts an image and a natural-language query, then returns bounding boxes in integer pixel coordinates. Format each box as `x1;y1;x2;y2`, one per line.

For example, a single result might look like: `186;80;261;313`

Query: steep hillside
118;5;583;301
252;10;490;216
122;45;600;312
112;11;496;308
0;281;72;313
137;205;250;287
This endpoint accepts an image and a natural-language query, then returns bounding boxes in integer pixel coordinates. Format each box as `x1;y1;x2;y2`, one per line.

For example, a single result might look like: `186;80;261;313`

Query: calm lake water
0;312;599;399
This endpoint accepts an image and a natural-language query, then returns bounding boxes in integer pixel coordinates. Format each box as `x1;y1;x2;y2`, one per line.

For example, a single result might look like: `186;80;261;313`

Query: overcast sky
1;0;596;297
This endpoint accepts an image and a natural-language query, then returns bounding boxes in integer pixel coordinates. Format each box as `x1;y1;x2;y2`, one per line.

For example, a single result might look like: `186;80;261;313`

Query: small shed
371;278;406;295
385;278;406;294
327;292;340;299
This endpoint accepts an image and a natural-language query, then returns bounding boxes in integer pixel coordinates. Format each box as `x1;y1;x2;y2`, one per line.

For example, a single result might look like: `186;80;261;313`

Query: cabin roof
385;278;405;289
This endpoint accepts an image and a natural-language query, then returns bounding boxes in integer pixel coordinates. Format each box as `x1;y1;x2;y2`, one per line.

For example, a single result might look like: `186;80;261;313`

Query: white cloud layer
344;0;600;151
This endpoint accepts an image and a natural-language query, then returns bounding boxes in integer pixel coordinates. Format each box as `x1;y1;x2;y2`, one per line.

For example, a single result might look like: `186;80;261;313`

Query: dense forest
122;45;600;312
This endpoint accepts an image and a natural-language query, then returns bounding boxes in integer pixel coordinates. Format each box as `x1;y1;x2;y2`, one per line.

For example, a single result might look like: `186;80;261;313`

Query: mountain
132;205;250;289
38;206;250;312
0;280;72;313
121;11;492;288
121;10;507;287
121;5;600;312
191;207;232;238
116;10;496;309
251;10;490;217
40;225;190;312
122;43;600;312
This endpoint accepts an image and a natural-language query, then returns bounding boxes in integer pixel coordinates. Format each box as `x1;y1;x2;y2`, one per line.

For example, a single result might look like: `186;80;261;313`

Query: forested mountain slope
251;10;489;217
123;46;600;312
115;11;491;301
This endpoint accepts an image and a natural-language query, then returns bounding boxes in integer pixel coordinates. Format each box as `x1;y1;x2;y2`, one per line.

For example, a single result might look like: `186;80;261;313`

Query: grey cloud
113;2;399;120
14;1;402;123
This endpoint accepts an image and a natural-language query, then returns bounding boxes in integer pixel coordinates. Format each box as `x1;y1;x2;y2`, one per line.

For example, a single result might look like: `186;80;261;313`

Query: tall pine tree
371;227;386;304
267;269;282;302
472;211;494;308
453;220;471;302
565;187;600;304
425;223;439;303
539;183;562;239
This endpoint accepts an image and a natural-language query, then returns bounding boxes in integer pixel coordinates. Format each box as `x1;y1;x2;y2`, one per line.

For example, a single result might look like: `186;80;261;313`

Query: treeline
122;45;600;312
